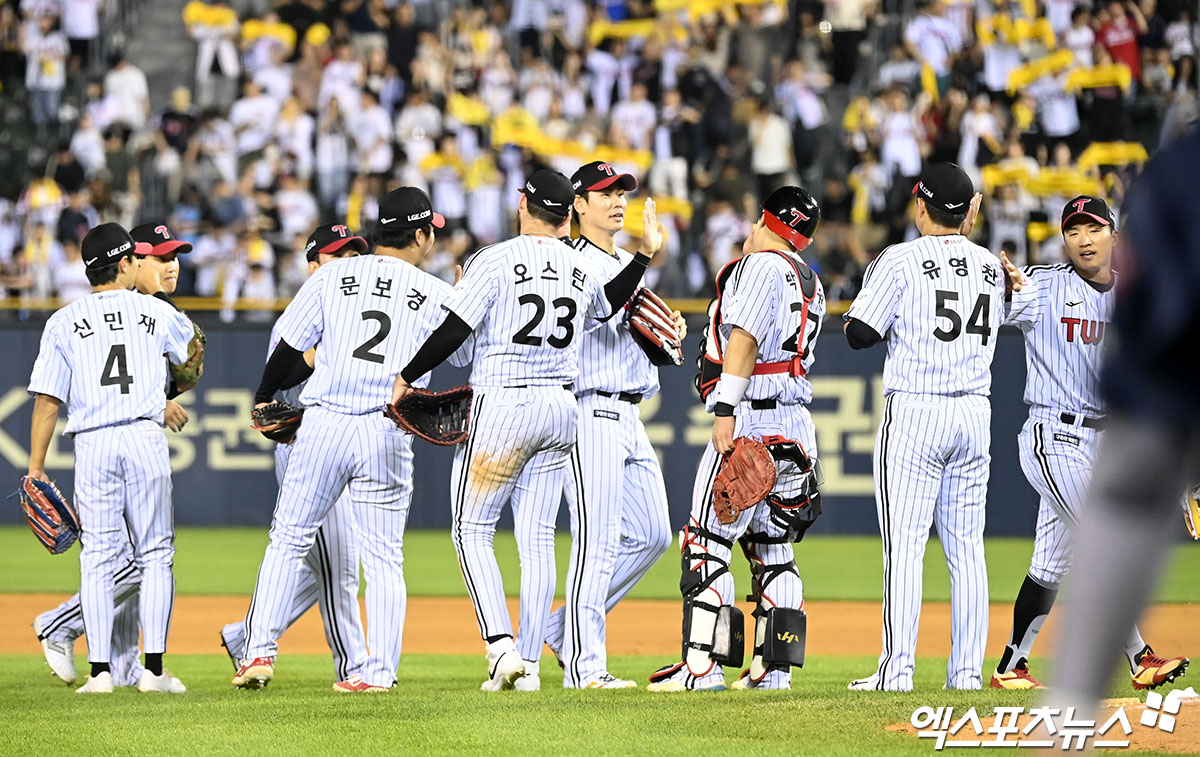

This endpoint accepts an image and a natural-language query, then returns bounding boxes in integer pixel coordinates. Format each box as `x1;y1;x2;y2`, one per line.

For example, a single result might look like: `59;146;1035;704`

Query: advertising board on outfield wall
2;314;1041;535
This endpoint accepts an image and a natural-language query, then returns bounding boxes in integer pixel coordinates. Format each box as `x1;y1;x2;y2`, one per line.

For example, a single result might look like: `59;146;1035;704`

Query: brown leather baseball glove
624;288;683;366
712;437;777;525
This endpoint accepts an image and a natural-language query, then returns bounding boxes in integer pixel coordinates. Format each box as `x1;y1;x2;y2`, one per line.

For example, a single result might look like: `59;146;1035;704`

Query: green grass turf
4;652;1189;756
1;526;1197;603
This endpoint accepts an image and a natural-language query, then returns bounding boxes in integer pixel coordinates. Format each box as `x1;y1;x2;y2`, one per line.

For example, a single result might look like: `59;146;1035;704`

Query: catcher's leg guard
761;608;807;668
741;535;804;682
680;526;744;670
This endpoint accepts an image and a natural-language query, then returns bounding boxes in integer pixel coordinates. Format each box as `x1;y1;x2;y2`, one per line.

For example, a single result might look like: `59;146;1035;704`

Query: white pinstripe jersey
846;234;1006;397
570;236;659;397
278;255;455;414
1005;264;1113;416
710;249;826;408
28;289;194;434
447;235;612;388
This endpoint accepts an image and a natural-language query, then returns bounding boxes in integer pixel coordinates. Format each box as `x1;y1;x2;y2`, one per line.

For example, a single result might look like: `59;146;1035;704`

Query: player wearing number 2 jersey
235;187;468;692
843;163;1024;692
392;169;661;692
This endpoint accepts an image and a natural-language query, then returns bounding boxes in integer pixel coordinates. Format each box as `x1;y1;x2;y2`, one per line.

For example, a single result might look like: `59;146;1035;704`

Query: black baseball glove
251;402;304;443
384;386;473;445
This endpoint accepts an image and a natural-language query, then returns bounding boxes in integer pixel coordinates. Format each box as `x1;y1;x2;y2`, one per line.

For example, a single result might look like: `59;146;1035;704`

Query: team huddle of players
26;158;1188;695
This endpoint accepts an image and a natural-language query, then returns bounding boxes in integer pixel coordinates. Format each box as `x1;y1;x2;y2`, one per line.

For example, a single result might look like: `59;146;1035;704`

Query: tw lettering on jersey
711;250;826;408
1005;264;1114;416
847;235;1006;397
570;236;659;397
277;255;455;414
28;289;194;434
447;236;611;388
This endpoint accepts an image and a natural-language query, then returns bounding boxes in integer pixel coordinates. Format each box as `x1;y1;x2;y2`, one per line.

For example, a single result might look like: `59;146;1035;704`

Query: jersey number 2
352;310;391;364
512;294;577;349
933;291;992;344
100;344;134;394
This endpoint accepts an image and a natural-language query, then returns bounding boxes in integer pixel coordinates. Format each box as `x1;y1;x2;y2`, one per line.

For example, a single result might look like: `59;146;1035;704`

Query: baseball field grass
0;527;1197;755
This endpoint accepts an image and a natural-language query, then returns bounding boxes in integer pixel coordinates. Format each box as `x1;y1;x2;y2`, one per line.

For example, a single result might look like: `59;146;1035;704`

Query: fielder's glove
251;401;304;443
16;476;81;555
712;437;777;525
1183;484;1200;541
624;288;683;366
171;322;206;392
384;385;473;445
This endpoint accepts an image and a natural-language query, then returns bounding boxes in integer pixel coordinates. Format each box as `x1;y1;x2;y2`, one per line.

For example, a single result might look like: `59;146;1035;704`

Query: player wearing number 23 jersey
844;163;1016;692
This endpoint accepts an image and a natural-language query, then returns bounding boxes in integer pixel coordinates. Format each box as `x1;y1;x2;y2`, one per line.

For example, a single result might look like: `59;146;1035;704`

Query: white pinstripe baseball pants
451;386;577;664
222;441;367;681
243;407;412;687
548;393;672;687
872;392;991;691
74;420;176;663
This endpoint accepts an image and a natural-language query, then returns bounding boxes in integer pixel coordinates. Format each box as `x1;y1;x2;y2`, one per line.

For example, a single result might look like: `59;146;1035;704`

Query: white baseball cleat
75;671;113;694
481;639;525;692
848;675;880;691
513;661;540;691
582;673;637;689
32;618;77;685
137;670;187;694
730;668;790;690
646;662;726;693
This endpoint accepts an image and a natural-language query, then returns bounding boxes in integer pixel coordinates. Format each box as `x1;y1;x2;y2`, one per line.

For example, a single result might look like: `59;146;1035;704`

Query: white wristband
712;374;750;408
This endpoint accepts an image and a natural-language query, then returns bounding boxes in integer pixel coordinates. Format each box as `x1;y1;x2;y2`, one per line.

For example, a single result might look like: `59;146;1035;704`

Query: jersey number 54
933;291;993;345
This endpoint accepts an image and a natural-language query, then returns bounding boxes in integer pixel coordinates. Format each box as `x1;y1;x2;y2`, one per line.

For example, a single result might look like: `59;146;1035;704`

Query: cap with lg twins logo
761;185;821;251
571;161;638;195
377;187;446;230
130;222;194;256
304;224;369;262
1061;195;1115;231
81;222;151;269
912;162;975;214
520;168;574;219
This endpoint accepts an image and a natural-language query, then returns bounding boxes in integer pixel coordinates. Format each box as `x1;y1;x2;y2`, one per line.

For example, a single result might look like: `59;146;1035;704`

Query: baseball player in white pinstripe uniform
218;224;370;683
648;186;825;693
27;223;196;694
538;162;682;689
234;188;466;692
990;196;1189;691
843;163;1024;692
32;222;195;690
393;169;661;692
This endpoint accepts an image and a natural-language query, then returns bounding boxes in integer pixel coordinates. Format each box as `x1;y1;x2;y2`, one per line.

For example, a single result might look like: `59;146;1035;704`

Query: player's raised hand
453;264;463;285
959;192;983;237
392;374;414;405
164;400;188;433
673;309;687;340
1001;251;1025;293
639;197;666;257
712;415;735;456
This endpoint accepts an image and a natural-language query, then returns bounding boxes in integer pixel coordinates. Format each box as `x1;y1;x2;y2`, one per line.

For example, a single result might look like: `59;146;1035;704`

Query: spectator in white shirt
748;97;793;201
877;43;923;92
23;14;68;134
69;113;106;177
319;42;365;117
394;88;442;167
102;52;150;130
316;97;352;214
61;0;102;71
351;88;394;178
53;237;91;302
609;82;658;151
229;79;280;170
187;0;240;108
275;96;315;180
903;0;963;89
957;94;1002;185
273;173;319;243
1064;6;1096;68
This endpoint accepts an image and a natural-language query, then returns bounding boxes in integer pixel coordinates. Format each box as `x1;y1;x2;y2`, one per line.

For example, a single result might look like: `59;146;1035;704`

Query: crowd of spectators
0;0;1197;313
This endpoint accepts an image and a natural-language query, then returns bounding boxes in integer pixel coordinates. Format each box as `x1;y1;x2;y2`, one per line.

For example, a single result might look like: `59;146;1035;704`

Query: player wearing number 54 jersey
843;163;1025;692
393;169;661;692
235;187;468;692
27;223;196;694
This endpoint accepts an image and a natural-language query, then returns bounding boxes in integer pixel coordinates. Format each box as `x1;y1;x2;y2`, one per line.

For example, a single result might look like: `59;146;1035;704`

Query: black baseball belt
1060;413;1108;430
596;390;643;405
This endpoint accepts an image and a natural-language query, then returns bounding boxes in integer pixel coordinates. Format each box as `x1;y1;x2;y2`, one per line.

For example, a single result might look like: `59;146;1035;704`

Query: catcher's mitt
16;476;80;555
251;401;304;443
713;437;777;525
624;288;683;366
171;322;206;392
384;386;473;445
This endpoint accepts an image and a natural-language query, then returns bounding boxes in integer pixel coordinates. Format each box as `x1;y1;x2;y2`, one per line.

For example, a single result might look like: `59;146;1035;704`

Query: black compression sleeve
844;318;884;350
281;356;314;391
599;253;652;321
256;340;306;404
400;313;472;384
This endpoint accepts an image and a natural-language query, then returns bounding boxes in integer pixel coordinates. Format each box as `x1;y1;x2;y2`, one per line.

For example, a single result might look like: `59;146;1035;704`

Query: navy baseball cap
1061;195;1114;231
571;161;637;195
130;222;193;256
378;187;445;230
913;162;975;214
81;223;150;269
305;224;368;262
520;169;573;219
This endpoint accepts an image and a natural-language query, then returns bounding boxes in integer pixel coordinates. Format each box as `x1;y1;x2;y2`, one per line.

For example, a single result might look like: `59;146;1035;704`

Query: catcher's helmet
761;186;821;252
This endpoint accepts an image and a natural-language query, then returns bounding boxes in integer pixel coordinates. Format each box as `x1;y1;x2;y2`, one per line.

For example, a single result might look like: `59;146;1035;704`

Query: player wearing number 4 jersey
235;188;468;692
844;163;1024;692
393;169;661;692
27;223;196;694
991;196;1189;692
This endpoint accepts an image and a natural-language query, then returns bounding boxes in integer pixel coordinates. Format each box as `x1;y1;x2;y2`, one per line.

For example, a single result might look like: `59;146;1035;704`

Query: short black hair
924;202;968;230
85;257;127;286
527;203;568;227
373;222;428;250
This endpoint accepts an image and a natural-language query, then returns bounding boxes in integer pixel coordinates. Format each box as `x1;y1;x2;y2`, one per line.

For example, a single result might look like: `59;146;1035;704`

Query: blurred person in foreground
1048;129;1200;716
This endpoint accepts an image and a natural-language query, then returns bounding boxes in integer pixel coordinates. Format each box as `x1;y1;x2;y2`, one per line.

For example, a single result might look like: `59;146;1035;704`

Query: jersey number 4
512;294;577;349
100;344;134;394
933;290;992;345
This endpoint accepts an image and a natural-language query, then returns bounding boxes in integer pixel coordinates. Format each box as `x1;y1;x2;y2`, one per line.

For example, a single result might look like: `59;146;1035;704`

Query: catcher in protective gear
251;402;304;443
384;386;473;445
16;476;81;555
624;288;684;366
